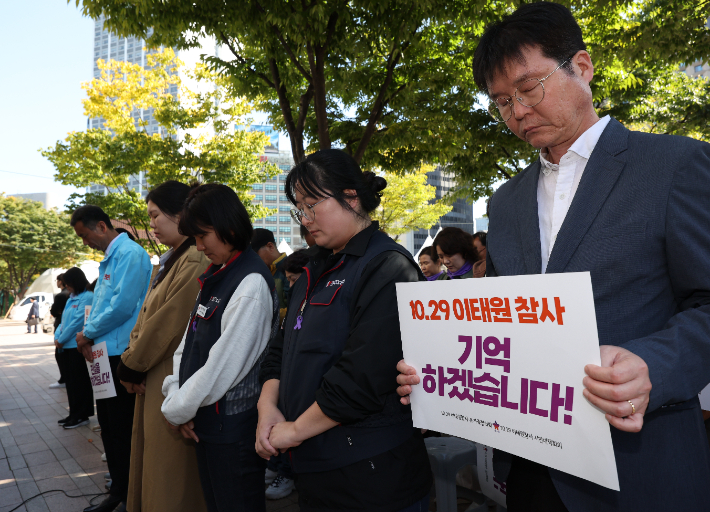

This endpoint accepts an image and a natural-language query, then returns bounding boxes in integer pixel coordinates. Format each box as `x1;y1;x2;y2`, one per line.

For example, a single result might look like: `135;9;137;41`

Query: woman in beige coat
117;181;210;512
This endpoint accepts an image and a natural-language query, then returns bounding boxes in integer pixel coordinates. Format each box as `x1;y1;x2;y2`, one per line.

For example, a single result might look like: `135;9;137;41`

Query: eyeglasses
487;57;572;123
290;197;330;225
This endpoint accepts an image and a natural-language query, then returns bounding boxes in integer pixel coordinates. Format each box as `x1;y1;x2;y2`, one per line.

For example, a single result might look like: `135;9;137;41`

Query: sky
0;1;488;218
0;1;93;208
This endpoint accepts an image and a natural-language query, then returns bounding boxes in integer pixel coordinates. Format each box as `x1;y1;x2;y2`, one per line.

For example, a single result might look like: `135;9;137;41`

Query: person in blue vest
70;205;152;512
161;184;279;512
54;267;95;429
257;149;432;512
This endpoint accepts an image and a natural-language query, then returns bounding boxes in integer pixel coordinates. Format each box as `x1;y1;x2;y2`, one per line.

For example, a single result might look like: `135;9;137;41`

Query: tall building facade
406;166;474;254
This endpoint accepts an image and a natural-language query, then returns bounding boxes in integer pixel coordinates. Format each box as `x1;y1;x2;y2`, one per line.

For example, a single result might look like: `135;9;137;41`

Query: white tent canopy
413;226;443;261
25;261;101;296
278;239;293;256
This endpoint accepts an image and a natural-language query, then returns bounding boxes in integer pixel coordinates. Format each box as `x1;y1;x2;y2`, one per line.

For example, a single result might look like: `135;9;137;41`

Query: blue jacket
55;291;94;349
84;233;152;356
488;118;710;511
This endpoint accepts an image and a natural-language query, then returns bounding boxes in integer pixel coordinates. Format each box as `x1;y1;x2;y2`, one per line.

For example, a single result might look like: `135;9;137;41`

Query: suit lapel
516;161;543;274
545;119;629;274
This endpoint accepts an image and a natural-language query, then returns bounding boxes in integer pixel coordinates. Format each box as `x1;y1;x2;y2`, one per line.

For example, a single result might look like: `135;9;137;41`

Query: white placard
86;341;117;400
396;272;619;491
476;443;507;507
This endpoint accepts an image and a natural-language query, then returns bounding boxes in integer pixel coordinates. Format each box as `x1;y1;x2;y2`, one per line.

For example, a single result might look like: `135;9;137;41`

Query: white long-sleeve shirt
161;273;273;426
537;115;611;273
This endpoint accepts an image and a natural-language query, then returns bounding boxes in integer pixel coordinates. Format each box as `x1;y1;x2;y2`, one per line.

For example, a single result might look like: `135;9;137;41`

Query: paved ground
0;319;299;512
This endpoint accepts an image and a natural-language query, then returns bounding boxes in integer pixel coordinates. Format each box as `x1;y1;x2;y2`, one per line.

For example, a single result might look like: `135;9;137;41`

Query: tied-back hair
62;267;89;295
147;180;196;289
472;1;586;94
285;149;387;217
178;183;253;252
433;227;478;263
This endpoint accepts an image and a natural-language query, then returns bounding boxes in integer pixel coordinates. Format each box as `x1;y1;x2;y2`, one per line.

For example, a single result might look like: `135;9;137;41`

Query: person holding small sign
397;2;710;511
71;205;153;512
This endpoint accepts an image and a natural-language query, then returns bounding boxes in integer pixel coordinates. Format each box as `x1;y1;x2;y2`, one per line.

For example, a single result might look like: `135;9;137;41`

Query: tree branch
269;58;307;162
494;163;512;180
253;1;313;81
218;32;276;89
499;146;522;174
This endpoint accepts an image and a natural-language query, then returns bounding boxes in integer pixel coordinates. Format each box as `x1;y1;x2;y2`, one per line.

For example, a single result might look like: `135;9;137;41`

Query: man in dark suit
397;2;710;510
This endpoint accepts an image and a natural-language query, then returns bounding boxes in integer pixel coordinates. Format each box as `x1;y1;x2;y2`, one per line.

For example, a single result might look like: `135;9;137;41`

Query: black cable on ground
8;489;109;512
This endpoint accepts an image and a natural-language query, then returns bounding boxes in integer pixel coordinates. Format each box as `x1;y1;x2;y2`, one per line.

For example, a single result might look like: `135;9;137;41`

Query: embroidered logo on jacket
326;279;345;287
103;274;111;280
209;296;221;303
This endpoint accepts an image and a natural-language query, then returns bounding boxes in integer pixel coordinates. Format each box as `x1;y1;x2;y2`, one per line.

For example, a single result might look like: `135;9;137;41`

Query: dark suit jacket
487;119;710;511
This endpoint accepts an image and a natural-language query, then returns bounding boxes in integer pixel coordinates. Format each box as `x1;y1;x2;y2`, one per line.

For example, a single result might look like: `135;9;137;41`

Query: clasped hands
255;404;302;460
396;345;652;433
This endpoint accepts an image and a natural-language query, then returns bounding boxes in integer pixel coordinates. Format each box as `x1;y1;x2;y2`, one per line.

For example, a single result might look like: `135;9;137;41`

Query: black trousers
60;348;94;419
54;347;66;383
194;408;265;512
96;355;135;502
506;456;569;512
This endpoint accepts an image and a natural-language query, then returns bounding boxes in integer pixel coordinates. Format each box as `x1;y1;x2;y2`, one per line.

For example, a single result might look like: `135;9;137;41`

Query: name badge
197;304;208;317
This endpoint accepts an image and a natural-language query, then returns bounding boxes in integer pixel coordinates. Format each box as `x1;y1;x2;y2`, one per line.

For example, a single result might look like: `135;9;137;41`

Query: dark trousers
96;355;135;502
60;348;94;419
267;452;294;479
54;347;66;383
194;414;266;512
506;456;569;512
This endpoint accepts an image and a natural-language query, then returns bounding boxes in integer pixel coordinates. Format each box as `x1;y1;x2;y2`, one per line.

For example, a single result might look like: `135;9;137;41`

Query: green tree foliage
0;196;88;300
371;165;452;241
42;48;276;253
77;0;710;201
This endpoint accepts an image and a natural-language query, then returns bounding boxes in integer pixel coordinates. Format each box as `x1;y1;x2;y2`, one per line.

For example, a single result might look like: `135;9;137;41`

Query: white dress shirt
537;115;611;273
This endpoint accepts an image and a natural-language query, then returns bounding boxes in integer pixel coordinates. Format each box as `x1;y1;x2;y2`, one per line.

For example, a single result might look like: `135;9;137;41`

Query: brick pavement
0;320;299;512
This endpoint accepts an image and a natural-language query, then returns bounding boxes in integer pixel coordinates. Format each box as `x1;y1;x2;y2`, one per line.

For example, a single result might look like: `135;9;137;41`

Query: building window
281;237;291;243
278;216;290;223
279;164;290;171
695;65;703;72
253;195;263;201
265;215;277;223
265;227;277;233
265;195;277;202
278;184;285;191
279;227;291;233
251;184;263;190
265;184;277;191
279;195;288;202
278;205;290;212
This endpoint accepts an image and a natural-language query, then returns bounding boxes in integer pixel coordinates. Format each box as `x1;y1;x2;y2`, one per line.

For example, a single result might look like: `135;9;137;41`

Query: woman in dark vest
257;149;432;512
161;184;278;512
432;227;479;279
418;246;448;281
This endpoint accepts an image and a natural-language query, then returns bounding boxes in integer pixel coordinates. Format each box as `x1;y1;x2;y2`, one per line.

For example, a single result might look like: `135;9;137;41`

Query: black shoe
57;416;71;425
83;495;122;512
63;417;89;429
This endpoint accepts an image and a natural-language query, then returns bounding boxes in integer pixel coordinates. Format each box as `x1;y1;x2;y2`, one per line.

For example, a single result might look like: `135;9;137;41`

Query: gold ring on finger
628;400;636;415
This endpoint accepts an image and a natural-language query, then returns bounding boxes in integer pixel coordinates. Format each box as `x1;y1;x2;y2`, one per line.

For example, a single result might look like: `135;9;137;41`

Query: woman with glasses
432;227;479;279
257;149;432;512
161;184;278;512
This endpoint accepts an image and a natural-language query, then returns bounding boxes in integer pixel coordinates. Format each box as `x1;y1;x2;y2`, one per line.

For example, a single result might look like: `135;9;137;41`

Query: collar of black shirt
312;220;380;261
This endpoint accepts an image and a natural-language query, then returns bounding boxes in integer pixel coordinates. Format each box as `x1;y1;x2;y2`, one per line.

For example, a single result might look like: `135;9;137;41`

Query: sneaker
265;475;295;500
91;424;102;432
101;452;107;462
104;473;111;481
57;416;71;425
63;417;89;429
264;468;278;485
49;382;66;389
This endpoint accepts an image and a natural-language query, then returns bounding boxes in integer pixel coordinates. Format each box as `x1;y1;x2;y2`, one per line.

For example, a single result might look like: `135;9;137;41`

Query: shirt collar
105;232;125;257
539;115;611;174
315;221;380;261
159;248;173;268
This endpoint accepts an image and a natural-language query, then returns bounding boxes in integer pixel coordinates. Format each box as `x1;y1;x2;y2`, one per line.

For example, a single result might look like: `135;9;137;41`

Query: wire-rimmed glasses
487;57;572;123
289;197;330;225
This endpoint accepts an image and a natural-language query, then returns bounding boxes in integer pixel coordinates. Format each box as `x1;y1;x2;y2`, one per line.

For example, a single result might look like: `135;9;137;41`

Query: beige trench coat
121;246;210;512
